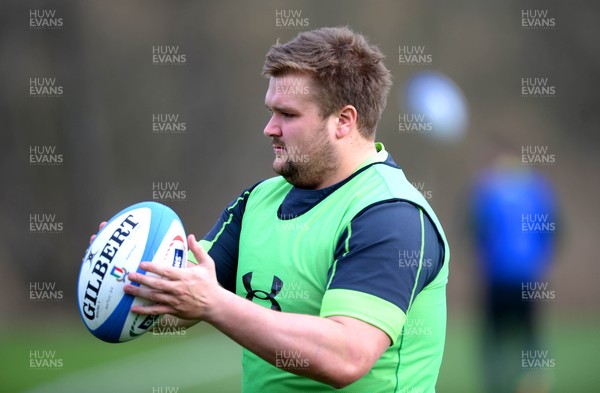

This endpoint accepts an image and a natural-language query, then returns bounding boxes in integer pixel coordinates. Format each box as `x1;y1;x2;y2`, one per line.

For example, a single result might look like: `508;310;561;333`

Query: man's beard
273;124;339;189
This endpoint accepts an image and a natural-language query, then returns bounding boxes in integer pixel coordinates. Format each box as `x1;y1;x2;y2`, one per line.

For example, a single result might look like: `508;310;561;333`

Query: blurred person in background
470;150;558;393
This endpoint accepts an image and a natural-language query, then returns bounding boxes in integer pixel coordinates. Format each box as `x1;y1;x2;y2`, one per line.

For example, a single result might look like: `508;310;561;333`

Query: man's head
262;27;391;189
262;26;392;139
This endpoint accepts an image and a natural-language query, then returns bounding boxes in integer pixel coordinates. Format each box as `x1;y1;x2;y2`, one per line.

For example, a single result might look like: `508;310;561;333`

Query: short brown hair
262;26;392;139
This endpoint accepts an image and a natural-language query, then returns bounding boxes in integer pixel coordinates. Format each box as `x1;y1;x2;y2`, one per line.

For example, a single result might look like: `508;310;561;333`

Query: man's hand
89;221;107;244
123;234;222;321
89;221;201;329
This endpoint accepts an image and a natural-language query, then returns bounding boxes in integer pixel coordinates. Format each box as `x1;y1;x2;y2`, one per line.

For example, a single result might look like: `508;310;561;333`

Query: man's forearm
204;286;386;389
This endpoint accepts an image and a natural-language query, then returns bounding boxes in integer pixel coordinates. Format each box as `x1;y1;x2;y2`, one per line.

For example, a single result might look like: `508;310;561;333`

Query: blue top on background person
471;157;558;284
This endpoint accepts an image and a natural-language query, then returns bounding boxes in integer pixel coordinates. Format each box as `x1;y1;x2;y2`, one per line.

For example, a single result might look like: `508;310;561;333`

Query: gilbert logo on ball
77;201;187;343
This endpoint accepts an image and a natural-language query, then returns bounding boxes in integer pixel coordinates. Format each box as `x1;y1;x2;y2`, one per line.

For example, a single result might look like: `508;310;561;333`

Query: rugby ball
77;201;187;343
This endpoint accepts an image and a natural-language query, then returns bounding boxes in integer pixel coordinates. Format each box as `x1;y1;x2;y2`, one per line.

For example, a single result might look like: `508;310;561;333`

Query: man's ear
335;105;358;139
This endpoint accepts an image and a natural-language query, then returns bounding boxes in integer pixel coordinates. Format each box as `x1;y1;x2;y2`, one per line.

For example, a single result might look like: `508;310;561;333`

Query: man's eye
282;113;295;118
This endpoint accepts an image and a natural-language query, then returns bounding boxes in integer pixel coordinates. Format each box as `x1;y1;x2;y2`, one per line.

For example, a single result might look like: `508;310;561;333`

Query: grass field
1;315;598;392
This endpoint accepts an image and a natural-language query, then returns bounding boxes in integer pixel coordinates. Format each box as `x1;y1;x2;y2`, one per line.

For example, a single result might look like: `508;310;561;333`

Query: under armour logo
242;272;283;311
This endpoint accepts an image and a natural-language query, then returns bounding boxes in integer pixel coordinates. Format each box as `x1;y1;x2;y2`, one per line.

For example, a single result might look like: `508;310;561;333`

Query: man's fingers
124;284;174;304
131;303;174;316
137;262;181;280
127;270;171;292
188;234;212;266
89;221;108;244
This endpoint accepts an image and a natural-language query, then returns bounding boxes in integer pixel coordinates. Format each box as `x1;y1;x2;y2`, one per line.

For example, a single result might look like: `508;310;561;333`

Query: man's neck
314;140;378;190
